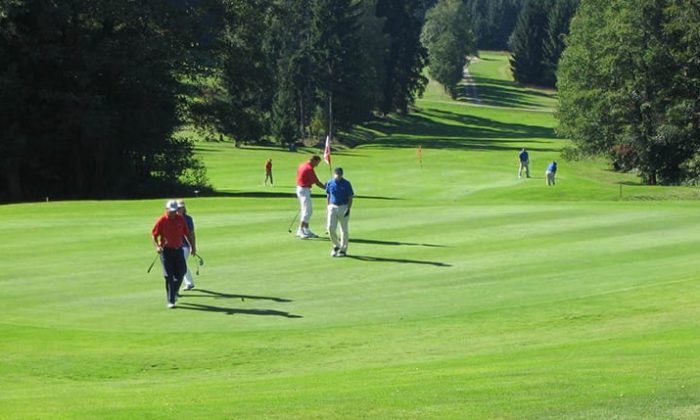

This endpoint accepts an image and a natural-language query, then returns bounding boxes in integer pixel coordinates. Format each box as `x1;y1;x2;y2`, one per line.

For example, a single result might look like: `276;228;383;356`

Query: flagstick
328;92;333;176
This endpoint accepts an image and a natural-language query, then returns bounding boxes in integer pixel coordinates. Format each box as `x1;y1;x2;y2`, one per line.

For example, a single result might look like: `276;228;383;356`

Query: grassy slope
2;51;700;419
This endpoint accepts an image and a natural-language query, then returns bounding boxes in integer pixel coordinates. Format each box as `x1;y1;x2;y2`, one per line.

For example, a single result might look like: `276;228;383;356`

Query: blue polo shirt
547;162;557;173
181;214;194;247
326;177;354;205
519;150;529;162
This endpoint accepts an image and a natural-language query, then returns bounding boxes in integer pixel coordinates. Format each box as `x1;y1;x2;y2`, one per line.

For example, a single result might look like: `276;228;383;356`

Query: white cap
165;200;178;211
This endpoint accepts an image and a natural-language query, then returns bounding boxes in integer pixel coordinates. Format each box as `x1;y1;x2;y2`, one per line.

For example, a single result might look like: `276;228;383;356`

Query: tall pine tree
310;0;369;132
376;0;429;114
267;0;314;145
541;0;579;87
466;0;523;51
509;0;549;85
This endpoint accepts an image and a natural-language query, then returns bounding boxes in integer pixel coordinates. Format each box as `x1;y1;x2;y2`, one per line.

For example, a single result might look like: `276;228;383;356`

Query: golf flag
323;135;332;165
417;145;423;167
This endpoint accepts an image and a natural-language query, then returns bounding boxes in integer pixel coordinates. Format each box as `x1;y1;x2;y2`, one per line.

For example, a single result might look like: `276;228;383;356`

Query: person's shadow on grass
181;288;292;302
315;237;447;248
176;302;302;318
349;238;447;248
344;255;451;267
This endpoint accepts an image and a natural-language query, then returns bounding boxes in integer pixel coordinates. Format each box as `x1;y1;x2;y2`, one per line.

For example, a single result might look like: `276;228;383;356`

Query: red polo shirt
152;213;190;248
265;161;272;172
297;161;320;188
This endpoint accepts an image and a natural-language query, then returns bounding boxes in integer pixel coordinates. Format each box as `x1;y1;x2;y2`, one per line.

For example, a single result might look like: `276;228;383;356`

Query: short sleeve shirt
297;162;320;188
152;213;190;249
326;178;354;205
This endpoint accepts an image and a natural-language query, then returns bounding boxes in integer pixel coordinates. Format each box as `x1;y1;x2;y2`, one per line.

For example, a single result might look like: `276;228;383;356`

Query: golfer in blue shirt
518;148;530;178
326;167;354;257
546;161;557;186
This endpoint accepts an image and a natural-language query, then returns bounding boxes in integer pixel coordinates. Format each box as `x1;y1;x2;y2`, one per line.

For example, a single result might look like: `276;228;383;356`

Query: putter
287;210;300;233
146;254;159;273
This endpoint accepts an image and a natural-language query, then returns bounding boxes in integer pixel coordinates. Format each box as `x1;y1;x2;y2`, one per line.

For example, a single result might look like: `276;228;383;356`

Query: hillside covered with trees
2;0;700;202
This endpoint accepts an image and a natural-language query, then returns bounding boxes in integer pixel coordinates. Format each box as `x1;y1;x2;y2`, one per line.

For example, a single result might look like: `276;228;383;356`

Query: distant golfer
151;200;196;308
296;155;325;239
177;200;196;291
518;148;530;178
326;167;354;257
264;158;273;186
546;161;557;186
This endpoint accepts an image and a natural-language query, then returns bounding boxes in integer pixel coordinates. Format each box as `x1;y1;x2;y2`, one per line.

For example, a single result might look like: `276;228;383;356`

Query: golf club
147;253;159;273
194;254;204;275
287;209;300;233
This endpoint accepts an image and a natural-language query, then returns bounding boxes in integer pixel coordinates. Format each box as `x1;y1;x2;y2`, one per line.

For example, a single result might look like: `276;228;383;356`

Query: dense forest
0;0;430;200
2;0;699;202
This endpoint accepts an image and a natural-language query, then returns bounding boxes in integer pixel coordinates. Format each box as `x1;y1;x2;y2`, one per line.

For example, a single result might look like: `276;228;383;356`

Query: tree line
5;0;691;202
421;0;579;95
557;0;700;185
0;0;429;201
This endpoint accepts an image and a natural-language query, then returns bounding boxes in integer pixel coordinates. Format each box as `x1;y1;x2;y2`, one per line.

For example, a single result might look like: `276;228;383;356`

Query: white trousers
327;204;349;251
182;245;194;287
546;171;556;185
296;186;312;223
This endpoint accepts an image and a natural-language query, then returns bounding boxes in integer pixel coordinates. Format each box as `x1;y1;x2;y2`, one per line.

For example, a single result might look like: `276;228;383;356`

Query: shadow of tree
456;76;557;109
360;110;557;152
196;191;400;201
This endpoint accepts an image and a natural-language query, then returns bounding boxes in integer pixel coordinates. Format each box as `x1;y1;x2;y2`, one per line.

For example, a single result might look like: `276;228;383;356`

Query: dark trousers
160;247;187;304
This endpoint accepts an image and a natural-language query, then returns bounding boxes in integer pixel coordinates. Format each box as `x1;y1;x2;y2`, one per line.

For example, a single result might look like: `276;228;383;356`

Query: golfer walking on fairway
177;200;197;291
296;155;326;239
152;200;196;308
326;167;354;257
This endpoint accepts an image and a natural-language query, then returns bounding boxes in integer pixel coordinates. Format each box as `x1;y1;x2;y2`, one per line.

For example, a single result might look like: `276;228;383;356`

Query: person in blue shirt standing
177;200;197;290
546;161;557;186
518;148;530;178
326;167;354;257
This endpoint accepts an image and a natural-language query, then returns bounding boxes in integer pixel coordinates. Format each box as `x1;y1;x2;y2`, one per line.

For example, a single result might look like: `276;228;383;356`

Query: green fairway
2;52;700;419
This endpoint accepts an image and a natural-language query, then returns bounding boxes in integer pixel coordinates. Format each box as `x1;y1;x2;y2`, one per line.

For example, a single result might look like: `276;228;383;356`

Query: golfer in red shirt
152;200;196;308
296;155;326;238
264;158;273;186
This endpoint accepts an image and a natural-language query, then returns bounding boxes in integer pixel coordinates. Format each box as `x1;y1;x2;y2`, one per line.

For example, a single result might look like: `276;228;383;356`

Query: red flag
323;135;332;165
